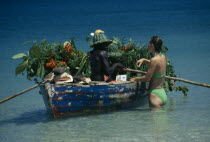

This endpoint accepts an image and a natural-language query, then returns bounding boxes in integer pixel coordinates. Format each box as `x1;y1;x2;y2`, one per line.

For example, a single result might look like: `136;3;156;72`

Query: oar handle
0;81;46;104
165;76;210;88
123;68;146;74
123;68;210;88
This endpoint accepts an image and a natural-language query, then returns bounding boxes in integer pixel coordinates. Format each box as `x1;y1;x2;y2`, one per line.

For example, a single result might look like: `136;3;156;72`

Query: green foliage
15;59;28;75
12;53;27;59
30;45;41;58
13;37;188;95
22;40;37;45
176;86;189;96
13;38;90;82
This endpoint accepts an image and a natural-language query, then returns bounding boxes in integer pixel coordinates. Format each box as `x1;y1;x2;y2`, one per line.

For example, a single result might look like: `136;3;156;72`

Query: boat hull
40;81;149;118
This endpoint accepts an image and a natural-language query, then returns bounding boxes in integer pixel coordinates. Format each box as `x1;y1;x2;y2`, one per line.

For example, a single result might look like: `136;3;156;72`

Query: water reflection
0;109;53;126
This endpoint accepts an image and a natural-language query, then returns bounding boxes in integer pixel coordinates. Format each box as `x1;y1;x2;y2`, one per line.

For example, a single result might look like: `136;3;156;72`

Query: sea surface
0;0;210;142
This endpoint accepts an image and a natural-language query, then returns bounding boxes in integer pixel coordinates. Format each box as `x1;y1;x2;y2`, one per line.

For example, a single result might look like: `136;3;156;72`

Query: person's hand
136;59;144;67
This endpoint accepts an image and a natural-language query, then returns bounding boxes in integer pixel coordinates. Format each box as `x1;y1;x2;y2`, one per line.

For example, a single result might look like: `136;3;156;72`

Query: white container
116;75;127;81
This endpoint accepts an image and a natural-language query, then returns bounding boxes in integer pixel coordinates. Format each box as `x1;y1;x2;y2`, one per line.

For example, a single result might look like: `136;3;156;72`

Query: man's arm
100;51;123;76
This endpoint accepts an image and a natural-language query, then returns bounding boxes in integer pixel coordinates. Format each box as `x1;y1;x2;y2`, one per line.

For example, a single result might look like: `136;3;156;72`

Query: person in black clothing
89;30;124;81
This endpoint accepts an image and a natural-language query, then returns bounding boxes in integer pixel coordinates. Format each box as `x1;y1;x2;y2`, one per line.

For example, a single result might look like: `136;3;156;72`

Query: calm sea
0;0;210;142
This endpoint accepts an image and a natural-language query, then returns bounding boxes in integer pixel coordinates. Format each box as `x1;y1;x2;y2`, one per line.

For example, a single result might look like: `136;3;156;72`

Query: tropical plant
12;38;90;83
13;36;188;95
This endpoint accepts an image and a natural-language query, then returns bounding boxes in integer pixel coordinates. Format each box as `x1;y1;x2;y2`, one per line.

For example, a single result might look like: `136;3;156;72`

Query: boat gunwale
40;81;148;87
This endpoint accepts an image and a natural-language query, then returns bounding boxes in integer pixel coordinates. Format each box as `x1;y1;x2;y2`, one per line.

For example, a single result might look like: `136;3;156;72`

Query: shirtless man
90;30;124;81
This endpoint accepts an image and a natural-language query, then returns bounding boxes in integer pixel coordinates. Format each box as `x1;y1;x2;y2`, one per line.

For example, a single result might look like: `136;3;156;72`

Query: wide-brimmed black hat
90;30;112;48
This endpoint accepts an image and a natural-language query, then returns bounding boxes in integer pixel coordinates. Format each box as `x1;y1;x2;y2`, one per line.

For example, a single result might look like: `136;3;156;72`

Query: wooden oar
0;81;46;104
123;68;210;88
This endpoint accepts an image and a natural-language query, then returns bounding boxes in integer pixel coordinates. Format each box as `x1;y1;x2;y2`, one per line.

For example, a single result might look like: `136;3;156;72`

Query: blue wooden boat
40;81;149;118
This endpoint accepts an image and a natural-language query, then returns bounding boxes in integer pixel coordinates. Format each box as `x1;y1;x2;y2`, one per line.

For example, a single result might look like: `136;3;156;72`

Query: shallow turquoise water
0;0;210;142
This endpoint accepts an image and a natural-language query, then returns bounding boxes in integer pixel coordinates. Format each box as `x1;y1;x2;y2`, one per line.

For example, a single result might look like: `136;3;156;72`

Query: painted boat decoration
40;81;149;118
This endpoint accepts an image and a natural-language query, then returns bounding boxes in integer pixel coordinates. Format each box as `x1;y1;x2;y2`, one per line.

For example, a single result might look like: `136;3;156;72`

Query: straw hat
90;30;112;48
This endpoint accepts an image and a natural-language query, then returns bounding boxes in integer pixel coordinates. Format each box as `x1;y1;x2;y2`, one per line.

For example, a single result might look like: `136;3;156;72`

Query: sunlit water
0;0;210;142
